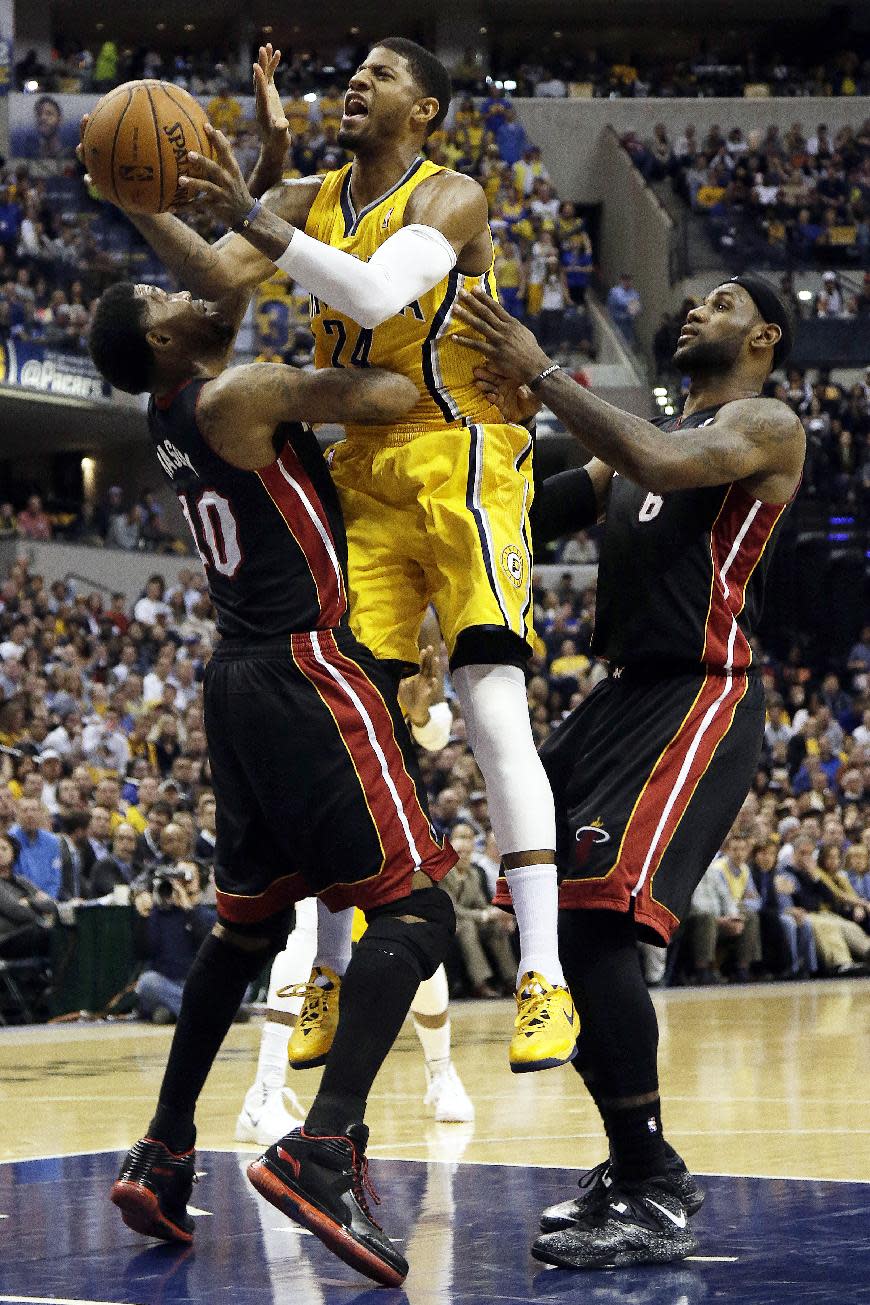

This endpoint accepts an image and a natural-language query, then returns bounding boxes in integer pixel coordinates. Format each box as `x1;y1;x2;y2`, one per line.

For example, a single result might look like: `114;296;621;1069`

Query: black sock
305;937;422;1137
147;932;266;1153
559;908;668;1183
603;1097;667;1183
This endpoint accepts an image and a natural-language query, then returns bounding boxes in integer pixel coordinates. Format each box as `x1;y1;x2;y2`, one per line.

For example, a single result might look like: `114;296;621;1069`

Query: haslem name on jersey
156;439;198;480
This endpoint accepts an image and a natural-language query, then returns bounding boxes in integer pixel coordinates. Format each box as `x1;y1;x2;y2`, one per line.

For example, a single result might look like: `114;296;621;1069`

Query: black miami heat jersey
147;377;348;639
592;405;791;672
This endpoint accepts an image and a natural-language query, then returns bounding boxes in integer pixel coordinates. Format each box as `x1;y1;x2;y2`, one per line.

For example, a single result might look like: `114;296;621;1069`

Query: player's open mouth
343;93;369;121
678;326;698;343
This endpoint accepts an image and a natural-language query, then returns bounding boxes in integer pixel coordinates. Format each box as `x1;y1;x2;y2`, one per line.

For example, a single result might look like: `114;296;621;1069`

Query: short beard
673;335;742;378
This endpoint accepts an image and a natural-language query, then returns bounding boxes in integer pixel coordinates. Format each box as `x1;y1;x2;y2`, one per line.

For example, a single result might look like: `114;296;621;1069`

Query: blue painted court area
0;1151;868;1304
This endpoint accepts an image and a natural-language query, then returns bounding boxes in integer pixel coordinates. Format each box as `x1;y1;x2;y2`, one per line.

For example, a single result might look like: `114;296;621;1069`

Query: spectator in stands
560;530;598;564
15;495;51;541
0;504;16;540
133;576;170;627
93;40;119;92
207;83;244;137
786;835;870;972
536;257;571;350
57;811;92;900
648;123;673;180
686;847;763;983
816;271;846;318
560;229;594;305
89;822;140;899
8;798;61;899
0;830;56;958
136;799;173;870
752;837;818;977
132;864;209;1023
493;106;527;166
606;273;642;345
442;820;517;998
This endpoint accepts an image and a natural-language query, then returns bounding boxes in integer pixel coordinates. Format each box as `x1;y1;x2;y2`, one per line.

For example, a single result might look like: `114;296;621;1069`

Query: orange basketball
82;80;216;214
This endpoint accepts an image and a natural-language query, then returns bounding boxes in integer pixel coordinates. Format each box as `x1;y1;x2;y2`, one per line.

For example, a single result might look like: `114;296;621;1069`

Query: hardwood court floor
1;978;868;1182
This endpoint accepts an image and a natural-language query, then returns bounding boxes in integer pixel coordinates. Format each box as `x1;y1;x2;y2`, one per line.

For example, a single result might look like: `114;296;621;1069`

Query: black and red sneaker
111;1137;196;1244
247;1125;407;1287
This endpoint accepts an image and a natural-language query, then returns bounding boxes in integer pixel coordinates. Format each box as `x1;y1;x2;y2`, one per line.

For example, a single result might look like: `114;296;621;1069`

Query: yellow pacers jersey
304;157;503;439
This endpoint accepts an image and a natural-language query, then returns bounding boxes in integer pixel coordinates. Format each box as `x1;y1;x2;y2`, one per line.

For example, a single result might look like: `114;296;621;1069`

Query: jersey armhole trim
152;376;196;410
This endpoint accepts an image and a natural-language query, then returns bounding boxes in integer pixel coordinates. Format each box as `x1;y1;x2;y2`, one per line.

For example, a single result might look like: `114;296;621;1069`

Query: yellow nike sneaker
509;972;580;1073
282;966;341;1070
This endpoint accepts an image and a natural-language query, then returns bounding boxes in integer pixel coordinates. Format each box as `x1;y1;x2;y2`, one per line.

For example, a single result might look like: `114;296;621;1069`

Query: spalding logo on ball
82;80;216;214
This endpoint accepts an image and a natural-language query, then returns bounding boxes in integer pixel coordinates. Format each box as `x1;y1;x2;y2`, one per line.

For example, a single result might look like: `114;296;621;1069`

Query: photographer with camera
132;823;211;1025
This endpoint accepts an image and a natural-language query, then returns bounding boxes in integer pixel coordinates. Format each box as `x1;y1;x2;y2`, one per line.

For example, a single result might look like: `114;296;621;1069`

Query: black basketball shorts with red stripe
539;666;765;944
203;627;456;925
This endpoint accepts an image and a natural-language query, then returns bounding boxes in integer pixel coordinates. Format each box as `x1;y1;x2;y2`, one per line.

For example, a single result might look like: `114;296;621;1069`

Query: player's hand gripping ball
81;80;216;214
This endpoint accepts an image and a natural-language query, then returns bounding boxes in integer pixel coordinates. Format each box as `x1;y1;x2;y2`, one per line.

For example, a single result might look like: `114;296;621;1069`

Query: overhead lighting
553;29;563;37
653;386;668;395
262;25;273;34
303;91;318;102
23;79;39;92
797;289;813;301
479;25;488;33
503;80;517;90
184;22;195;31
664;405;675;415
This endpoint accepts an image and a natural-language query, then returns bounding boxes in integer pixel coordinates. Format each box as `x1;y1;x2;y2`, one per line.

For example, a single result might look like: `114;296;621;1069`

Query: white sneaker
423;1061;475;1123
234;1086;305;1145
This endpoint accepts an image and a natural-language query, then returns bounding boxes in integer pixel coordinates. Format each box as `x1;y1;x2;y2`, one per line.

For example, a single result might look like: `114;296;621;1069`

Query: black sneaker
247;1125;408;1287
539;1151;704;1232
110;1137;196;1244
532;1174;698;1270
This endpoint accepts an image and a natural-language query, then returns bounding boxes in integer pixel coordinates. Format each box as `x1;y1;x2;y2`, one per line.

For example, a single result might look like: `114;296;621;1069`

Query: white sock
314;900;354;978
248;898;318;1102
452;663;562;988
504;863;565;988
411;965;451;1069
250;1021;293;1100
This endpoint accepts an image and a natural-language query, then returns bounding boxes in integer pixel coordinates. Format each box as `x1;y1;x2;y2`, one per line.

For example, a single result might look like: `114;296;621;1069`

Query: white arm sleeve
274;223;457;329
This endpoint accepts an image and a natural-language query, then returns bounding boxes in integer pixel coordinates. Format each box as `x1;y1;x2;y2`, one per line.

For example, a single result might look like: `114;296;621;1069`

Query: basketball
82;80;215;214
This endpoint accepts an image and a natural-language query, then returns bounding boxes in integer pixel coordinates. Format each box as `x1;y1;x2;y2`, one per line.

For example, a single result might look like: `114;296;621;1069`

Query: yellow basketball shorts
328;422;536;667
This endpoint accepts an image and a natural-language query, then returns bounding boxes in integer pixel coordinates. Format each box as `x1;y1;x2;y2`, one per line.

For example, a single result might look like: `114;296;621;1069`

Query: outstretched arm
456;290;804;498
181;131;489;328
197;365;419;469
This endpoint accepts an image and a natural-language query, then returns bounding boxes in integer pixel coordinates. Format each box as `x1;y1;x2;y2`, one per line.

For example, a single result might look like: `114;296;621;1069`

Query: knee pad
216;905;295;964
361;887;456;982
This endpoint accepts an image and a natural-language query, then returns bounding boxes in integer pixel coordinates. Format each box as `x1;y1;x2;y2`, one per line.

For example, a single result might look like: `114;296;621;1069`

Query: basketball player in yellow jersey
117;39;579;1073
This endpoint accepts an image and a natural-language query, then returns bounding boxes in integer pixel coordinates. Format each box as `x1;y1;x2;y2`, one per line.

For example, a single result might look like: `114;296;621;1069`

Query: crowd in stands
17;36;870;101
0;82;599;372
624;118;870;269
0;549;866;1018
0;163;102;350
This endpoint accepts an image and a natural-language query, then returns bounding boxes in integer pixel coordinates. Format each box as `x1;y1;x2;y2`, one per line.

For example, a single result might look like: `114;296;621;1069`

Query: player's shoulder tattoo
720;395;804;447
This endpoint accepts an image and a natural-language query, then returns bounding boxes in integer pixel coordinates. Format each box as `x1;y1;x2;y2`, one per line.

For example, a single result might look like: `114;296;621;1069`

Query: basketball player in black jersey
457;276;805;1268
88;282;458;1288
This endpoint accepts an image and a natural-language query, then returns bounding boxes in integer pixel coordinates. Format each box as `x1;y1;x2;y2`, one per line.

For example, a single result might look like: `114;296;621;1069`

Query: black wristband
527;363;561;392
233;199;263;233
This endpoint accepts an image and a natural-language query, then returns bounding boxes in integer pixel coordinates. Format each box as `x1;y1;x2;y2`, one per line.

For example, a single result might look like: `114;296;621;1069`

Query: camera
152;866;192;903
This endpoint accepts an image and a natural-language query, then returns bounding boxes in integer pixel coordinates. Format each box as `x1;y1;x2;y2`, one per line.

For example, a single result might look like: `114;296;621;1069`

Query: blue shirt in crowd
8;825;62;899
